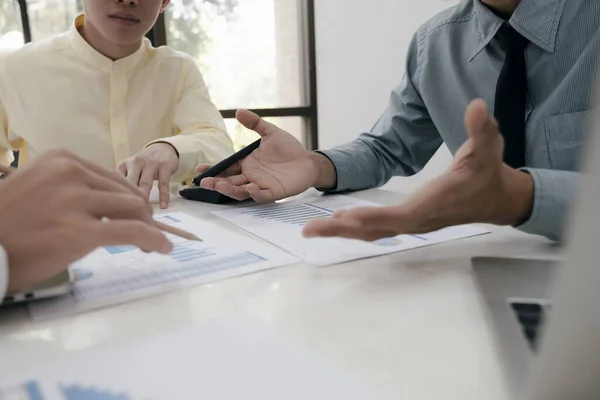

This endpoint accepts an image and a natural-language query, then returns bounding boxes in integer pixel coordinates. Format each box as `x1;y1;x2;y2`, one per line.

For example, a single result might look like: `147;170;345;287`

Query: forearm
516;168;579;241
317;137;406;192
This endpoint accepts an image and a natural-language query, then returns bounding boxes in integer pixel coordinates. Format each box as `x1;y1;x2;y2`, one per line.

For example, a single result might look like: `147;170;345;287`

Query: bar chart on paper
28;212;298;320
213;195;490;266
0;380;138;400
241;203;332;226
0;317;388;400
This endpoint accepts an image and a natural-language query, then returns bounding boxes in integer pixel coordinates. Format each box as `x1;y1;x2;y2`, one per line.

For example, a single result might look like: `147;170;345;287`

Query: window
0;0;81;48
3;0;318;152
0;0;26;50
225;116;304;149
156;0;318;151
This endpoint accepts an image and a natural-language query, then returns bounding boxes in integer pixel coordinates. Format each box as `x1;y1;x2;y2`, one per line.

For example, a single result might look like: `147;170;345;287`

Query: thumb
464;99;501;148
195;163;211;174
236;109;280;138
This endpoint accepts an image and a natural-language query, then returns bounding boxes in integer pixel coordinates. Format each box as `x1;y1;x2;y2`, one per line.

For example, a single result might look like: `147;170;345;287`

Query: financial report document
0;317;387;400
28;212;298;320
213;195;490;266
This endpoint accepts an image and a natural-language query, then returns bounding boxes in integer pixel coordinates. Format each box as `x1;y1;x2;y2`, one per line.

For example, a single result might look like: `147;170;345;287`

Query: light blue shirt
321;0;600;240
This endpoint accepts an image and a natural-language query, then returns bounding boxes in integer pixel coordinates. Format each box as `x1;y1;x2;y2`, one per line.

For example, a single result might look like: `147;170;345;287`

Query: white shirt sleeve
0;243;8;299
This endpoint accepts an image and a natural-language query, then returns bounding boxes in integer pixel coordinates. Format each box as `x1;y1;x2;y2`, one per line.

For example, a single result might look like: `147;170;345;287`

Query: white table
0;188;558;399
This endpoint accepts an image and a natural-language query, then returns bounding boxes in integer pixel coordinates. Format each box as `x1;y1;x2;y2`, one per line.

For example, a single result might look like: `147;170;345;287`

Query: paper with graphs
213;195;490;266
28;212;298;320
0;317;387;400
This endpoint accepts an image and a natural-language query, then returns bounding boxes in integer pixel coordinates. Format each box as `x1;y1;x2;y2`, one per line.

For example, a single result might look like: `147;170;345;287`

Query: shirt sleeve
517;168;578;241
147;58;234;183
319;31;443;192
0;243;8;300
0;56;19;166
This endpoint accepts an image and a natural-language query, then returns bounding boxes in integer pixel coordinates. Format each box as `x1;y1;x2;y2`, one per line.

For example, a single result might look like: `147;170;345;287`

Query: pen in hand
192;139;261;186
154;221;202;242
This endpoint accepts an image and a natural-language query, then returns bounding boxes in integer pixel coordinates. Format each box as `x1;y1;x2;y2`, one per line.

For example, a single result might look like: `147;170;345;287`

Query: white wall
314;0;459;192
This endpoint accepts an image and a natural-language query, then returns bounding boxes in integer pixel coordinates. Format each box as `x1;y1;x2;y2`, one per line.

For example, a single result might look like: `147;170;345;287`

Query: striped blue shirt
321;0;600;240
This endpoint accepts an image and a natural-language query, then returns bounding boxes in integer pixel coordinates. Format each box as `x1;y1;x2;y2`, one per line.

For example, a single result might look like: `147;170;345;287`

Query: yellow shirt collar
68;14;150;72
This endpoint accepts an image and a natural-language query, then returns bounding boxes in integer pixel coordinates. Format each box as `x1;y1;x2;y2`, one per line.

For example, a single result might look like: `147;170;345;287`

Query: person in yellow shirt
0;0;234;209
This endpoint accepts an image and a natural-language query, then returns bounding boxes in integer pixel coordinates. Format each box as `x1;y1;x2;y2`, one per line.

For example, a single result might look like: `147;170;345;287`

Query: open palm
197;110;319;202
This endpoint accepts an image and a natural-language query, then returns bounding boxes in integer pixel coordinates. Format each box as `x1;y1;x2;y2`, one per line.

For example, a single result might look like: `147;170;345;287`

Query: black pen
192;139;261;186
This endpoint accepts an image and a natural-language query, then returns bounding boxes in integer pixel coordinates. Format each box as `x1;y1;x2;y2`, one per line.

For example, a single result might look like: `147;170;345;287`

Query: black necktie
494;24;529;169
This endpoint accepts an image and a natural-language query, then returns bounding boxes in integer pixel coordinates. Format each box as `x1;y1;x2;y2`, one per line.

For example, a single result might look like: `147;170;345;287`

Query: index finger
89;220;173;254
302;217;398;241
341;206;406;228
44;150;146;199
158;165;172;209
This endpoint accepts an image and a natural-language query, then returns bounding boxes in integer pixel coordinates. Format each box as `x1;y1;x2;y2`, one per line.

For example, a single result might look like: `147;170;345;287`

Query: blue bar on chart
104;245;138;255
169;243;214;263
61;384;135;400
73;252;267;302
0;381;45;400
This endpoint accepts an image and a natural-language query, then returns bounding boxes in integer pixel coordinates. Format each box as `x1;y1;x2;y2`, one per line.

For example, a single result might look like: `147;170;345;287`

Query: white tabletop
0;188;558;399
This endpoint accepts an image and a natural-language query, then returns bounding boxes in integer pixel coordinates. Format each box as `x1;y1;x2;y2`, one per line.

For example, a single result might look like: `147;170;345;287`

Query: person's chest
418;18;599;172
6;60;184;168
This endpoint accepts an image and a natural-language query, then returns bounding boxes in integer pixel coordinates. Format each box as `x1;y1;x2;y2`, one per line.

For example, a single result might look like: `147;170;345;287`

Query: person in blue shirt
196;0;599;242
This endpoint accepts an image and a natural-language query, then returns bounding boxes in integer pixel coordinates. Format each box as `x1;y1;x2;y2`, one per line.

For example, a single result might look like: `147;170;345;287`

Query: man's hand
302;99;535;241
118;143;179;209
0;150;173;293
196;109;335;202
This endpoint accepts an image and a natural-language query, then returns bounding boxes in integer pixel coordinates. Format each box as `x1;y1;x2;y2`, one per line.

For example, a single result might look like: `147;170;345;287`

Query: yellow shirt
0;15;233;181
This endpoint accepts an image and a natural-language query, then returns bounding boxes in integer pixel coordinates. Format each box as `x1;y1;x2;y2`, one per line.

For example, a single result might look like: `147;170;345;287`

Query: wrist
309;152;337;190
148;141;180;159
498;166;534;226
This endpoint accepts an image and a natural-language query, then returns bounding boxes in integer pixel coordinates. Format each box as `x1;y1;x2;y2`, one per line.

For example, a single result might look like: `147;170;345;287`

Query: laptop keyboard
510;302;551;351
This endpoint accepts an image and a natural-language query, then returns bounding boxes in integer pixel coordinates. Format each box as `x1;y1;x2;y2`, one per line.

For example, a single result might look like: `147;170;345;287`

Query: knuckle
46;148;71;159
58;187;87;210
133;157;146;168
53;158;85;180
129;220;149;238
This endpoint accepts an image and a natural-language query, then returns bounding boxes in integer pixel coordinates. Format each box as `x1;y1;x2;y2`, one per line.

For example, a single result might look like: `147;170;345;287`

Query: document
213;195;490;266
28;212;298;320
0;317;387;400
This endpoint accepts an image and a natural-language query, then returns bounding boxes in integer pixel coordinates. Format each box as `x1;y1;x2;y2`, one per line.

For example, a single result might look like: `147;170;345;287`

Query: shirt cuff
516;168;579;242
146;137;195;180
317;144;383;193
0;243;8;299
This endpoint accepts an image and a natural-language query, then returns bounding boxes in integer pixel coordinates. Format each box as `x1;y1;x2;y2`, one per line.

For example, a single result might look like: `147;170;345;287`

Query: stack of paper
0;317;388;400
28;212;298;320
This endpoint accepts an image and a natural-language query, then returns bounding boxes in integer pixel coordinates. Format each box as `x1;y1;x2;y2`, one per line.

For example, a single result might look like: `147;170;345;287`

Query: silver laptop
472;102;600;396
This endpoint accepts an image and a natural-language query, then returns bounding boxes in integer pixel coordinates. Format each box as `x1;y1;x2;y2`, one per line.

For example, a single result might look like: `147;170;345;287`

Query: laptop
472;101;600;396
1;269;72;306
